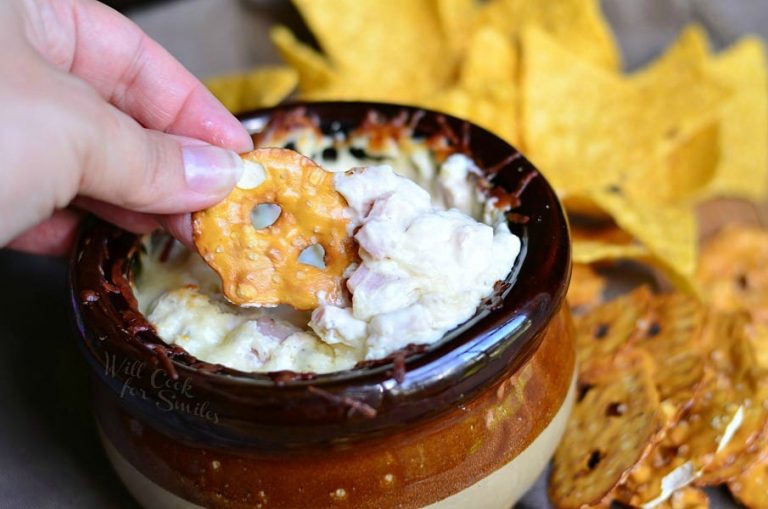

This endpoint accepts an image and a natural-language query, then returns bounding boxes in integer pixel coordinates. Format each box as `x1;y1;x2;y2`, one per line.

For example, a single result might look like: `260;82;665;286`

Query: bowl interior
70;101;571;437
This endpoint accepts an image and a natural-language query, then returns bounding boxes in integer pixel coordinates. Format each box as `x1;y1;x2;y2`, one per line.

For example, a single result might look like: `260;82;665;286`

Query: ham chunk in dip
311;166;519;360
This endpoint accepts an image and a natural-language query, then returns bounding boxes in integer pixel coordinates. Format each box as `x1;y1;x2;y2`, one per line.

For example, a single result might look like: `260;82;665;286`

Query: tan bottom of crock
99;374;574;509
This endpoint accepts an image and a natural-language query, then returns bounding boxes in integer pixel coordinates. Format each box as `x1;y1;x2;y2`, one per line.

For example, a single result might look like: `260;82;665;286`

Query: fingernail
182;145;243;194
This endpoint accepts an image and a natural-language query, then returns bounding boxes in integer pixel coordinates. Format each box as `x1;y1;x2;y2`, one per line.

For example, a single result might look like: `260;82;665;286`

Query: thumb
78;102;245;214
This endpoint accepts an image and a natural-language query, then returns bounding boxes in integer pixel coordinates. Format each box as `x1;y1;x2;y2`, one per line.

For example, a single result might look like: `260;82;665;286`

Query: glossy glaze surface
96;305;575;508
100;374;575;509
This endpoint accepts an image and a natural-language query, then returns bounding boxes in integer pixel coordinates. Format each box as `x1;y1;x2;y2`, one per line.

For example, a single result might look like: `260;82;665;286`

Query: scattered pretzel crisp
728;450;768;509
567;263;606;313
566;284;768;507
655;486;709;509
575;289;706;419
192;148;356;310
549;348;663;509
697;225;768;326
696;312;768;486
618;316;756;507
573;286;654;370
629;293;707;417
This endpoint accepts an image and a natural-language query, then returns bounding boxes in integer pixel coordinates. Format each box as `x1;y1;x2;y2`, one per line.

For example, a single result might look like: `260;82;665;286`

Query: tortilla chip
522;25;718;209
460;27;518;92
705;37;768;200
291;0;449;101
627;26;727;202
573;240;650;265
270;25;334;93
697;226;768;325
521;25;729;290
240;67;298;111
574;286;654;369
205;66;298;114
479;0;619;70
426;84;520;147
205;76;242;113
571;222;650;264
659;119;721;203
432;0;481;57
521;28;640;195
588;188;698;293
550;348;663;509
422;27;522;145
568;263;606;313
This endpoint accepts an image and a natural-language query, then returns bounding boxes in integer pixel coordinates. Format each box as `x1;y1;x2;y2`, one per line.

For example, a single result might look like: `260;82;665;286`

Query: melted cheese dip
135;149;520;373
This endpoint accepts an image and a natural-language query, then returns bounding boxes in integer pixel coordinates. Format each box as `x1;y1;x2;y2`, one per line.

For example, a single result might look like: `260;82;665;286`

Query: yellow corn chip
571;223;649;264
634;25;710;71
659;121;721;203
521;28;641;195
291;0;449;101
428;85;520;146
205;66;298;114
588;188;698;293
425;27;521;145
705;37;768;200
573;240;649;265
627;26;728;202
460;27;518;92
480;0;619;70
270;25;334;94
240;67;298;112
205;74;243;113
432;0;481;57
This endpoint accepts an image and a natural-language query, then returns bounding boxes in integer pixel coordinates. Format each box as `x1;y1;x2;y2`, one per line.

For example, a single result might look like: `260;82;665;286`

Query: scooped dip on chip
133;114;521;374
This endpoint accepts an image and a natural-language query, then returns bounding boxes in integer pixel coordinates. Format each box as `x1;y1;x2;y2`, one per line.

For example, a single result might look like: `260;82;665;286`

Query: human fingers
22;0;253;152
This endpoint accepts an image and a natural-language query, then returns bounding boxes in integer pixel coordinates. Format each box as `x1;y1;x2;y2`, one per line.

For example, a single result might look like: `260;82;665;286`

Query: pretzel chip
728;450;768;509
192;148;357;310
573;285;654;370
567;263;607;314
549;348;664;509
697;225;768;325
656;487;709;509
629;292;707;417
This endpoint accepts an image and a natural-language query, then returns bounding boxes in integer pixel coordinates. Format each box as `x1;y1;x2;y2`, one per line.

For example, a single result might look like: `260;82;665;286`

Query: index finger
28;0;253;152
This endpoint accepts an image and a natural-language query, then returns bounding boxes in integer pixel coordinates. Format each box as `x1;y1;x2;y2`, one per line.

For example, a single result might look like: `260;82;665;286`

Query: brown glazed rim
69;101;571;449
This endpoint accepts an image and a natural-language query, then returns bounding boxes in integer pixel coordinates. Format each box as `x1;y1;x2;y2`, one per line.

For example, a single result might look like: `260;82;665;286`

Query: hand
0;0;254;255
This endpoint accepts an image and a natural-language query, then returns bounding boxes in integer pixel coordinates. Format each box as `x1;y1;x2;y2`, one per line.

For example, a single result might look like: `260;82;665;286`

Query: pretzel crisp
192;148;356;310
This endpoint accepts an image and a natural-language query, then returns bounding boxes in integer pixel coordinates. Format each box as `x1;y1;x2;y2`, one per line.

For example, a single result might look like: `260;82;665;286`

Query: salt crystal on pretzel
192;148;357;310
